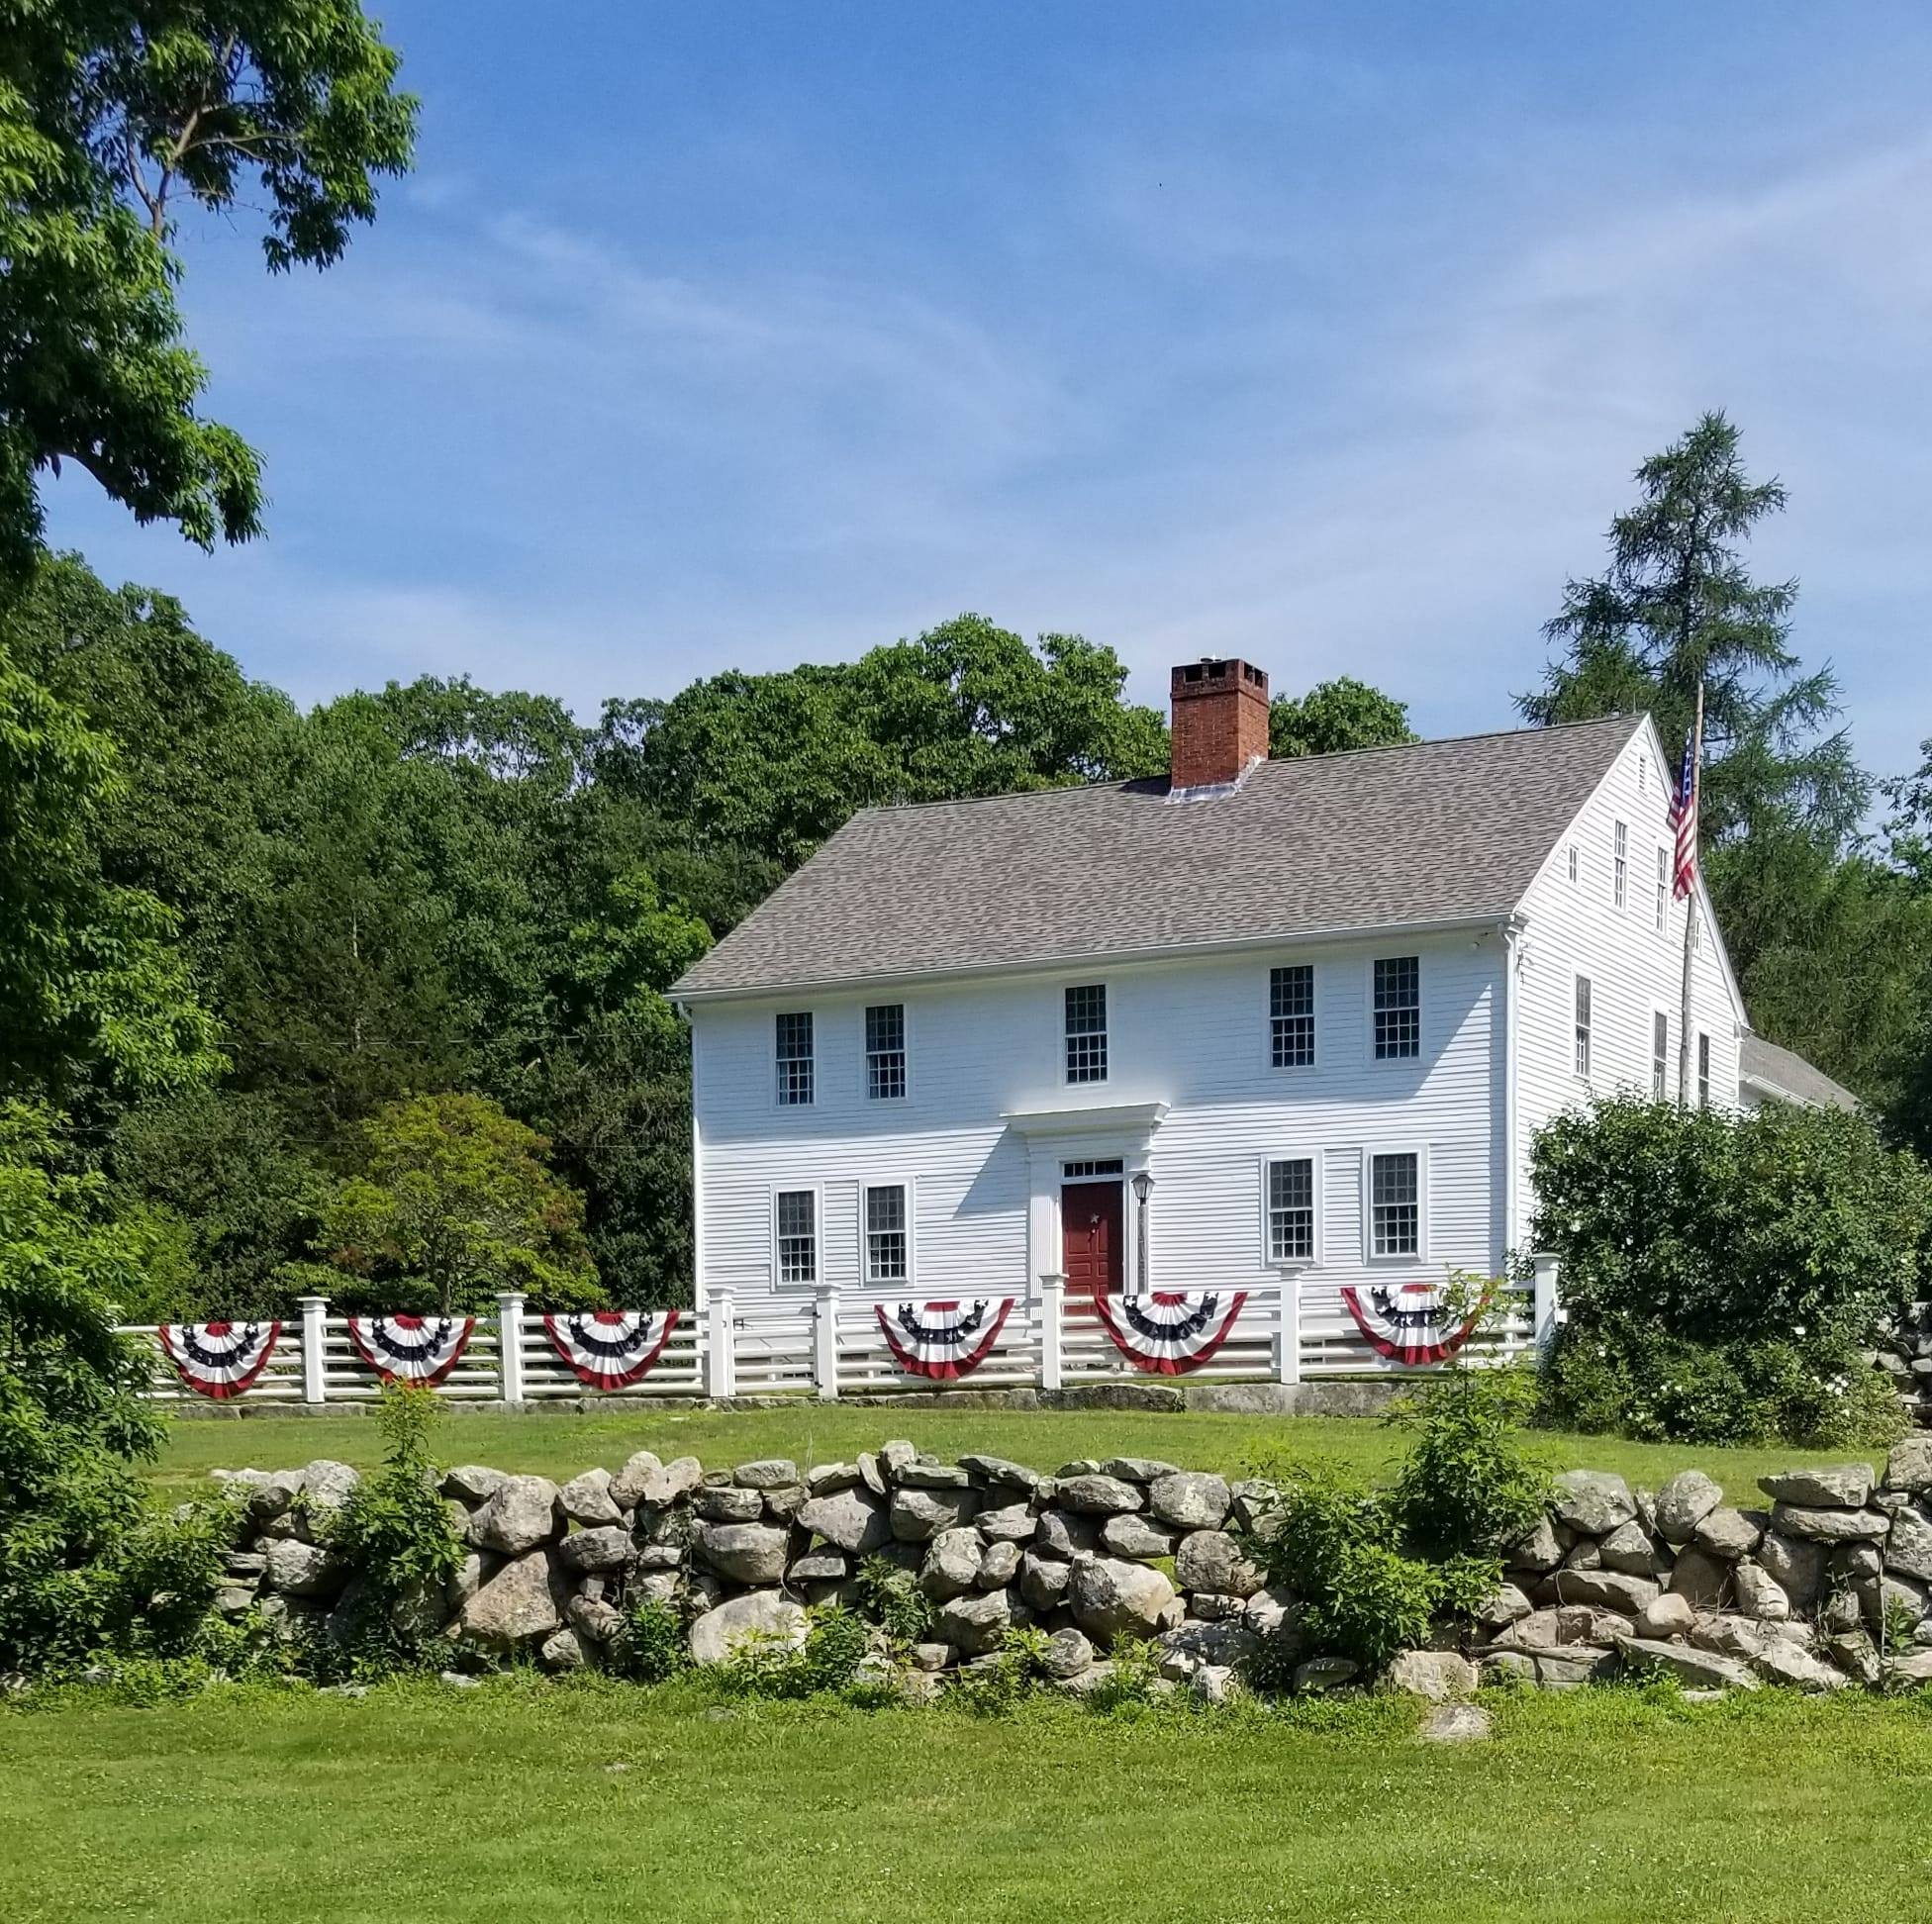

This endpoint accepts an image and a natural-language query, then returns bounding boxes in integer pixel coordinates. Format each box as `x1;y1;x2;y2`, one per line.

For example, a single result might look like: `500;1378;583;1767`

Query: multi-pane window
1065;984;1108;1084
864;1184;908;1284
1698;1032;1711;1108
1566;844;1579;885
1266;1158;1315;1264
1270;965;1314;1068
1652;1010;1670;1100
1373;957;1420;1060
775;1011;814;1106
1370;1152;1420;1258
1613;821;1628;910
865;1004;906;1101
1574;976;1593;1079
1655;846;1669;933
775;1190;817;1284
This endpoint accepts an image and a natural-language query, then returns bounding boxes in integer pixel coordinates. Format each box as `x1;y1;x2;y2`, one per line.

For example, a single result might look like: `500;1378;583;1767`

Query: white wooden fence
123;1257;1557;1407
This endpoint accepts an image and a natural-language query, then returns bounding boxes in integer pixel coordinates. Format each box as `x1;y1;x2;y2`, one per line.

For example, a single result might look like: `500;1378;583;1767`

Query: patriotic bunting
346;1313;474;1385
877;1299;1014;1380
1094;1290;1246;1375
542;1309;680;1391
157;1320;281;1399
1340;1283;1479;1366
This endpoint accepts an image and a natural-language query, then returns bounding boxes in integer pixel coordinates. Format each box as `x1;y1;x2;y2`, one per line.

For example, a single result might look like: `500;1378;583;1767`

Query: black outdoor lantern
1130;1170;1154;1292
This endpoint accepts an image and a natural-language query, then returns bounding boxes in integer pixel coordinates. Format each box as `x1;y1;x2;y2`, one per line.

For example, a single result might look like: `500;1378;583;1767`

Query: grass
150;1400;1887;1499
7;1679;1932;1920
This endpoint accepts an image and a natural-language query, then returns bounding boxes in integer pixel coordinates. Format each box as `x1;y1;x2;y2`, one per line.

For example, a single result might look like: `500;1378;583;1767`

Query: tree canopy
0;0;417;573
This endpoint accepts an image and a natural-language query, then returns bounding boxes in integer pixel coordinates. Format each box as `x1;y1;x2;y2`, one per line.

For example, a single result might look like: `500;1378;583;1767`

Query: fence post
496;1292;527;1405
1038;1272;1065;1392
706;1286;736;1400
1274;1277;1302;1386
1531;1251;1560;1357
297;1295;329;1404
813;1281;840;1401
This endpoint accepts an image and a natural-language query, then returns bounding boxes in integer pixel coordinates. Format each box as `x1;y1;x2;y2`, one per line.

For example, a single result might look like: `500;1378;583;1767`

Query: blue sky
39;3;1932;779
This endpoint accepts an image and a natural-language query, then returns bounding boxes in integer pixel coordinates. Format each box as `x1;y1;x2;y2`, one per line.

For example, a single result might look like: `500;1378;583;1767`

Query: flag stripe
1668;727;1697;900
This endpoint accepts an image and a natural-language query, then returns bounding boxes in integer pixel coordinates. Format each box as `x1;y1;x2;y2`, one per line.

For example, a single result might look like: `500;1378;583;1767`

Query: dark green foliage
0;2;417;572
1388;1364;1552;1561
1533;1095;1930;1446
611;1595;690;1684
854;1553;934;1647
1269;678;1415;759
320;1386;462;1674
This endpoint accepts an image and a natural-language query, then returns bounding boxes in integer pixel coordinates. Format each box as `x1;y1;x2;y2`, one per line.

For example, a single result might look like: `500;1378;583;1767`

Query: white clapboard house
668;656;1761;1380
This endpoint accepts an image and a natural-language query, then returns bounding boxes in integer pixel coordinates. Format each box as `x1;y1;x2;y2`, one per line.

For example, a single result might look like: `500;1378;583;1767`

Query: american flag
1667;726;1698;900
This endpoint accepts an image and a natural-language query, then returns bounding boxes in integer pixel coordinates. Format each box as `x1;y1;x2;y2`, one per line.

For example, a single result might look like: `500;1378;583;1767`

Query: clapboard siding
1510;722;1745;1245
692;929;1506;1304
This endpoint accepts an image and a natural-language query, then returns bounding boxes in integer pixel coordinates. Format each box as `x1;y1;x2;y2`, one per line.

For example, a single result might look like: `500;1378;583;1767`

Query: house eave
671;912;1512;1010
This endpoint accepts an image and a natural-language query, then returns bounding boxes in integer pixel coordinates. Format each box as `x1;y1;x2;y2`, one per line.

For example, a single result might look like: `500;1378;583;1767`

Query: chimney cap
1171;656;1269;695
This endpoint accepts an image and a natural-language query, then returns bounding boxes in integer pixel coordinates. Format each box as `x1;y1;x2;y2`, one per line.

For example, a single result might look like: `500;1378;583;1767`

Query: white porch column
1038;1272;1066;1392
812;1281;839;1401
1274;1277;1302;1386
297;1296;329;1404
496;1292;527;1404
706;1286;737;1399
1531;1252;1561;1357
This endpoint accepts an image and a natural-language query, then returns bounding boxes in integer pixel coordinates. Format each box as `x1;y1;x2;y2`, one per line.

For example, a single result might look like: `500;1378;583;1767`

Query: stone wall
207;1434;1932;1699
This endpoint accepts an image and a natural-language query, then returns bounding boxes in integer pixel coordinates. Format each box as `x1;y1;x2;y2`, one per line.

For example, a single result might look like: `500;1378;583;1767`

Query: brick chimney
1170;657;1270;789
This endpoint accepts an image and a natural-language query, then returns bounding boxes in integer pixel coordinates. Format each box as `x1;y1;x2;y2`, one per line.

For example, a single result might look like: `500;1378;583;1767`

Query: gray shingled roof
1739;1034;1860;1111
671;714;1646;999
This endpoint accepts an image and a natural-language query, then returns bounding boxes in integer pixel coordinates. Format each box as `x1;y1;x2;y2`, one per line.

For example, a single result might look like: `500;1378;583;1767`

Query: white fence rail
127;1257;1557;1408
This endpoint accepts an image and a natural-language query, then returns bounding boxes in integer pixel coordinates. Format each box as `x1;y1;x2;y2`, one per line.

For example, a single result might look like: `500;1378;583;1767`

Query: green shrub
713;1604;872;1700
1532;1095;1929;1447
1389;1360;1552;1559
948;1625;1053;1714
611;1595;689;1684
853;1554;932;1647
319;1386;463;1674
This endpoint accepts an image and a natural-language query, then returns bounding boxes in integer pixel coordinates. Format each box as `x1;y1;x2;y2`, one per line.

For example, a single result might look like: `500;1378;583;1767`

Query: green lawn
151;1401;1884;1498
7;1681;1932;1921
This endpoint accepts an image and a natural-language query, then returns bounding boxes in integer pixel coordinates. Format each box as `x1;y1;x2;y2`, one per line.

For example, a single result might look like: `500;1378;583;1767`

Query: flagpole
1675;680;1705;1106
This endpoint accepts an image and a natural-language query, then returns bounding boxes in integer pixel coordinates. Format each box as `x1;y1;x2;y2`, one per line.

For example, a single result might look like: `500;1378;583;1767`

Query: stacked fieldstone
206;1432;1932;1697
1475;1435;1932;1693
1872;1299;1932;1428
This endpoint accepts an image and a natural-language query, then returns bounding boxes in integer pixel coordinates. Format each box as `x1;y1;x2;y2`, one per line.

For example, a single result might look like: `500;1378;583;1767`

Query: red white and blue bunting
1095;1290;1246;1376
157;1320;281;1399
346;1313;475;1386
877;1299;1014;1381
1340;1283;1480;1367
541;1309;680;1391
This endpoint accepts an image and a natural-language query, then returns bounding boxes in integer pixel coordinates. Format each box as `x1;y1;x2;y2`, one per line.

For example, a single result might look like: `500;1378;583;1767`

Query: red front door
1062;1181;1124;1299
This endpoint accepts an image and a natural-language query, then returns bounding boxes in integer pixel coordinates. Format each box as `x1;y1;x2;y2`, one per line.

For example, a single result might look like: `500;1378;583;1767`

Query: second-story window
1065;984;1108;1084
1655;846;1668;933
1373;956;1419;1060
1574;976;1593;1079
1652;1010;1670;1099
775;1011;814;1106
1270;965;1314;1068
1698;1032;1712;1107
866;1004;906;1100
1612;820;1628;911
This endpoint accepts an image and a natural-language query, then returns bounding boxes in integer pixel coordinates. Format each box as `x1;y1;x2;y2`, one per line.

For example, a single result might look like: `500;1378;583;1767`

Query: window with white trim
1062;1159;1123;1179
775;1011;814;1106
1566;844;1579;885
863;1183;909;1284
1270;964;1314;1068
1574;976;1593;1079
865;1004;906;1101
1373;956;1419;1060
1655;846;1668;934
775;1190;817;1284
1698;1032;1711;1107
1652;1010;1670;1099
1266;1157;1315;1264
1612;821;1628;910
1369;1152;1420;1258
1065;984;1108;1084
